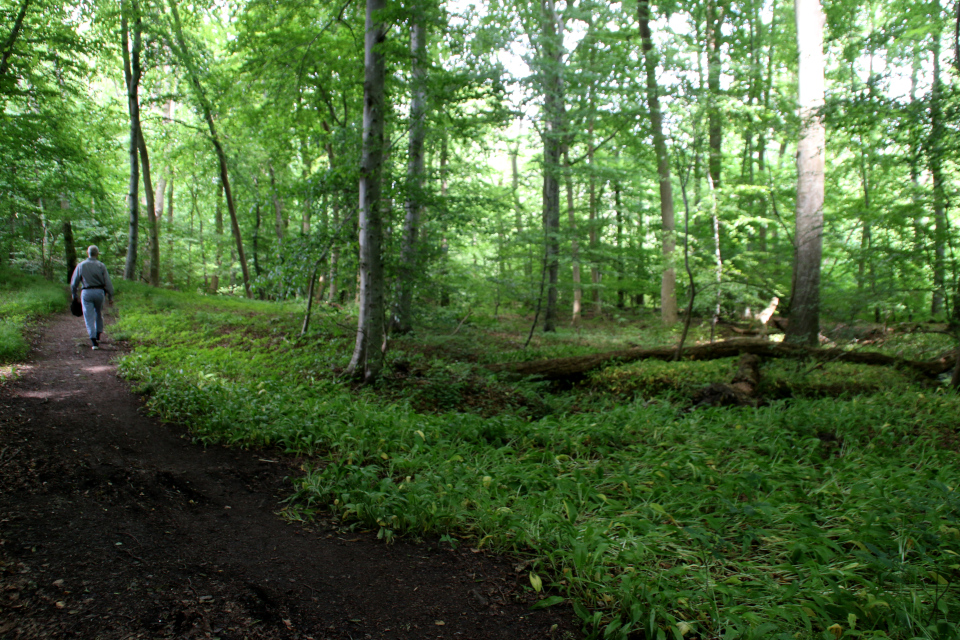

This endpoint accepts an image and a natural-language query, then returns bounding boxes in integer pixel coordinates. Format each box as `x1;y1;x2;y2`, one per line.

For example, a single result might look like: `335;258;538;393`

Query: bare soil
0;312;580;640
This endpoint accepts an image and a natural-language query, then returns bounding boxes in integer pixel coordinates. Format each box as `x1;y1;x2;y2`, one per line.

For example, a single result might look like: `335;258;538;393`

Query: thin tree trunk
392;13;428;334
346;0;387;382
329;192;341;303
930;34;947;317
269;163;284;241
166;174;174;284
188;178;197;288
300;138;312;235
638;0;678;325
510;144;531;281
786;0;826;345
706;0;724;190
756;4;776;254
253;200;262;278
540;0;565;333
909;50;924;254
857;139;871;297
60;195;76;283
167;0;251;298
212;183;223;292
38;200;50;279
564;150;581;325
615;164;624;309
198;194;208;290
137;128;160;286
121;5;141;281
709;174;722;341
587;120;601;316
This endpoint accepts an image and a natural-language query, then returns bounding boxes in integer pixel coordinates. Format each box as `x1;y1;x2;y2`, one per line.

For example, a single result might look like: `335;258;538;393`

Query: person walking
70;245;114;350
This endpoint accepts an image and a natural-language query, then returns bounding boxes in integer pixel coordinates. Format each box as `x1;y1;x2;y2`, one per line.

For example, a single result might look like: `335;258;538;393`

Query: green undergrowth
0;268;68;363
590;358;925;400
113;289;960;640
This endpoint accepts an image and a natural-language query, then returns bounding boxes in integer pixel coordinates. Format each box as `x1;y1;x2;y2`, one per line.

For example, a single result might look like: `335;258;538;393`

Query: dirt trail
0;312;579;640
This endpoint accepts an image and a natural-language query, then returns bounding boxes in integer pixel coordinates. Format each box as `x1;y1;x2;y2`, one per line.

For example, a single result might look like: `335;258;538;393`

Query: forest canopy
1;0;959;365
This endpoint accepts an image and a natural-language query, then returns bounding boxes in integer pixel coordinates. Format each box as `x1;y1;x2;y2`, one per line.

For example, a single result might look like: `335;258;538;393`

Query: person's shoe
91;339;99;350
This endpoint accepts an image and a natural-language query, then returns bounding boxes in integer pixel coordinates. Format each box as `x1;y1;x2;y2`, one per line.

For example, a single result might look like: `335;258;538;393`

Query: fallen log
487;338;956;380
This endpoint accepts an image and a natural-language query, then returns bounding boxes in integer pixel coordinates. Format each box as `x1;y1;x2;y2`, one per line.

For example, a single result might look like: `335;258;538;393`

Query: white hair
87;245;99;258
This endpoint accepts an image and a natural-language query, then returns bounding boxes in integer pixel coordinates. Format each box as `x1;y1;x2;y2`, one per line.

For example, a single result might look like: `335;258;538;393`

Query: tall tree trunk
198;192;208;290
510;144;531;280
167;0;251;298
587;120;601;315
540;0;565;333
706;0;724;190
155;178;165;233
300;137;312;235
710;181;722;341
329;192;341;303
437;132;450;307
253;200;262;278
614;165;624;309
38;200;50;279
138;128;160;286
786;0;826;345
121;5;141;281
756;3;775;254
857;137;872;298
392;13;428;334
909;50;924;255
564;150;581;325
346;0;387;382
638;0;678;325
60;196;76;283
166;174;174;284
930;33;947;317
212;183;223;292
269;163;284;241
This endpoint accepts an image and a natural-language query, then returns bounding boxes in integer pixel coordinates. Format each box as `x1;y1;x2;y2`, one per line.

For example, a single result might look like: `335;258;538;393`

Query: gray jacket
71;259;114;299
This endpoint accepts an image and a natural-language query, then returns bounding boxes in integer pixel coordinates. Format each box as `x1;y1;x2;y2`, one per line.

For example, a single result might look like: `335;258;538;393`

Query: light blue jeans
80;288;105;341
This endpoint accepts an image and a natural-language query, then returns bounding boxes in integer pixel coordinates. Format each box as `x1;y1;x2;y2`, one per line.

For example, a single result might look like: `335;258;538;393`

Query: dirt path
0;312;579;640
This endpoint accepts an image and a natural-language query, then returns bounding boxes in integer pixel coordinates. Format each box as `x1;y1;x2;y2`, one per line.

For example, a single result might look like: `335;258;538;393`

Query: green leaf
529;572;543;592
529;595;564;610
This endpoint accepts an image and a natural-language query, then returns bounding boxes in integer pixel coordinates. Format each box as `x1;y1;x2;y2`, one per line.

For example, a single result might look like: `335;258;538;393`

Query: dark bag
70;297;82;317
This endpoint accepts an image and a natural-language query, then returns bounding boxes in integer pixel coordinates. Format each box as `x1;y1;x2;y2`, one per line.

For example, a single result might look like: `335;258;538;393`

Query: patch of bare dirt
0;311;580;640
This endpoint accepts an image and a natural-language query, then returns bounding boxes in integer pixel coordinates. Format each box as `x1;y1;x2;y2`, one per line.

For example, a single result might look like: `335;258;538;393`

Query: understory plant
0;268;68;363
113;287;960;640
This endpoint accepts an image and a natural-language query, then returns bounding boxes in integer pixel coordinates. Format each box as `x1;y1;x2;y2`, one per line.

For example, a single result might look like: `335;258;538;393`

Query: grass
106;287;960;640
0;268;68;364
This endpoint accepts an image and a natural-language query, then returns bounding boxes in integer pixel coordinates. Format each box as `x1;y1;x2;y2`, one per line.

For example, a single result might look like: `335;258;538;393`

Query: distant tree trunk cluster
1;0;959;383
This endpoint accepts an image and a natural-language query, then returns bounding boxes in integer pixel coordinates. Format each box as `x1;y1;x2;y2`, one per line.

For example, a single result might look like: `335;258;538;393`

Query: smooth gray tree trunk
540;0;565;332
346;0;387;382
392;12;428;334
638;0;678;325
785;0;826;345
564;151;581;325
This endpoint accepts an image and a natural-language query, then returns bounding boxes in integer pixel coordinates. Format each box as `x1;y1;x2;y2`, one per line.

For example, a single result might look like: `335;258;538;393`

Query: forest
2;0;960;637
